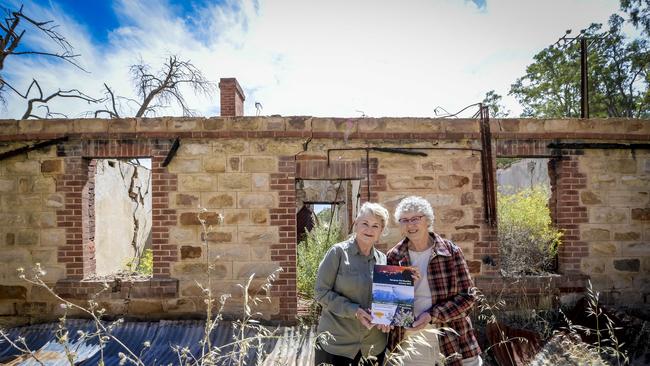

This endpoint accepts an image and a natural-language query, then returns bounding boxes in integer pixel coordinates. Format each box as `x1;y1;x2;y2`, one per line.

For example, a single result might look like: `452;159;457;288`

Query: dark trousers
314;347;385;366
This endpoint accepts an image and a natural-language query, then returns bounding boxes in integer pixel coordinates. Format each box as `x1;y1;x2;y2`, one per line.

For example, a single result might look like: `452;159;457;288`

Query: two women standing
314;197;482;366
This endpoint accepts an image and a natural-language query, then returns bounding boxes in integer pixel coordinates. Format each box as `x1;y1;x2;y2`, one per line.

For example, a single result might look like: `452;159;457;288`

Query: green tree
482;90;511;117
621;0;650;36
509;15;650;118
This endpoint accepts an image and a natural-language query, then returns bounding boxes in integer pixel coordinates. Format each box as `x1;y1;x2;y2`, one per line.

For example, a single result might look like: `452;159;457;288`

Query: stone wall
0;117;648;323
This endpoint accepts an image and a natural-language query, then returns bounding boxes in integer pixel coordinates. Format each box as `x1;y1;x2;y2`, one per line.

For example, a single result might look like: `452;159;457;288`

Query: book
370;264;415;327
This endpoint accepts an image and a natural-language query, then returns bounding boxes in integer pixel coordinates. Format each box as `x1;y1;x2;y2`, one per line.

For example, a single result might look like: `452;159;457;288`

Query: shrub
297;219;343;299
497;185;562;275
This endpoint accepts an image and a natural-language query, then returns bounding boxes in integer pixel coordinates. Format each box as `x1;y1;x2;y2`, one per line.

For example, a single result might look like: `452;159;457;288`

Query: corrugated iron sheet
0;320;316;365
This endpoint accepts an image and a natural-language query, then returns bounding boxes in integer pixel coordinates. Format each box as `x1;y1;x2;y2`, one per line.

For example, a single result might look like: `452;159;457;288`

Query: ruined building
0;78;648;323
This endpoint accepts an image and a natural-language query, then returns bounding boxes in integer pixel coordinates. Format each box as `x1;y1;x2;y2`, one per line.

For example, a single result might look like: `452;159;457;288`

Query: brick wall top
0;117;649;141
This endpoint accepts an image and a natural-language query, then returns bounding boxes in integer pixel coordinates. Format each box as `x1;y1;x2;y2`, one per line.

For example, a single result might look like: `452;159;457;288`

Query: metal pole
580;38;589;118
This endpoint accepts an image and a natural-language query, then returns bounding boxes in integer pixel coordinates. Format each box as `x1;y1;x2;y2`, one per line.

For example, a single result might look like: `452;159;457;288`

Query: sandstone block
451;156;480;172
250;244;271;260
0;178;15;192
173;262;230;279
228;157;241;172
126;300;164;315
0;120;18;134
73;119;109;133
202;228;235;244
590;174;616;189
227;117;260;130
164;298;196;313
620;175;650;188
37;229;64;247
138;118;169;133
218;174;251;191
252;173;270;191
388;176;436;190
169;117;200;131
379;159;418;172
442;119;477;133
38;212;57;228
242;157;278;173
16;231;38;245
31;249;56;264
614;231;641;241
40;160;63;174
461;192;476;205
208;244;251;261
438;175;470;190
173;193;200;208
44;194;64;208
591;242;617;256
607;191;649;206
286;117;312;131
167;159;202;173
203;158;226;173
451;232;479;242
238;192;278;209
108;118;136;133
0;285;27;300
620;242;649;256
213;140;249;154
223;209;250;225
581;258;608;274
203;118;226;131
32;178;55;193
169;227;197;243
238;226;279;244
632;208;650;221
202;192;236;208
179;175;216;192
180;246;202;259
423;194;456;206
614;259;640;272
437;208;465;224
421;161;446;172
580;191;602;205
581;228;610;241
251;139;304;154
251;209;269;224
233;261;281;280
6;161;40;175
178;143;211;156
179;211;222;226
589;207;628;224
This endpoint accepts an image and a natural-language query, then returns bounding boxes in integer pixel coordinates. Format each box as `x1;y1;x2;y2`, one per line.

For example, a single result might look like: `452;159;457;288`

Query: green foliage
136;249;153;276
497;186;563;275
297;219;343;299
482;90;511;118
621;0;650;36
496;157;522;169
509;15;650;118
124;248;153;277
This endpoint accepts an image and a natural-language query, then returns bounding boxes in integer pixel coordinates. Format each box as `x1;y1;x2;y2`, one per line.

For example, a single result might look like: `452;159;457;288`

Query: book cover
370;264;415;327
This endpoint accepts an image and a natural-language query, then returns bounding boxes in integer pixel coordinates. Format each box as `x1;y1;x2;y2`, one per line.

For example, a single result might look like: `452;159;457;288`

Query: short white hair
355;202;390;236
394;196;435;231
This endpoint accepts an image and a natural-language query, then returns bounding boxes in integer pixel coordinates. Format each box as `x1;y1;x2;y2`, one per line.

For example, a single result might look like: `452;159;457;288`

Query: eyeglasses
398;215;425;225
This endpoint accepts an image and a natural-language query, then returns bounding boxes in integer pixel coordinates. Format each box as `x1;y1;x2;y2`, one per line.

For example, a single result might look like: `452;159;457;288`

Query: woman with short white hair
314;202;391;365
387;196;482;366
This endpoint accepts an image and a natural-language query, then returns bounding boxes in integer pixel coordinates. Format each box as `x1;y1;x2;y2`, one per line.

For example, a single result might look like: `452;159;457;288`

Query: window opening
90;158;153;278
496;157;561;275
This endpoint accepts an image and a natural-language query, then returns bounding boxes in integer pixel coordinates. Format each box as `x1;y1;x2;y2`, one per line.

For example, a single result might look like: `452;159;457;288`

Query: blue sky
3;0;623;119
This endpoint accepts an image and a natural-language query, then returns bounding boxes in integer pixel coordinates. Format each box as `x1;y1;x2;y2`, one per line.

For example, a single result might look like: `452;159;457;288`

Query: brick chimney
219;78;245;116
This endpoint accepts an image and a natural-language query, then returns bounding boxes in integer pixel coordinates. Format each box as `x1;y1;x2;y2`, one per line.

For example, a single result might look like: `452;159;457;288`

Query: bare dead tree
129;55;216;117
4;78;99;119
0;5;96;117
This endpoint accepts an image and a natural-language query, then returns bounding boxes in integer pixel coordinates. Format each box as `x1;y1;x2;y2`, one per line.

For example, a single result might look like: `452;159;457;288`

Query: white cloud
1;0;621;119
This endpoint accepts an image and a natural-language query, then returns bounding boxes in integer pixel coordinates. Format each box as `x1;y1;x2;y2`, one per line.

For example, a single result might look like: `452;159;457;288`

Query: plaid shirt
386;232;481;366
